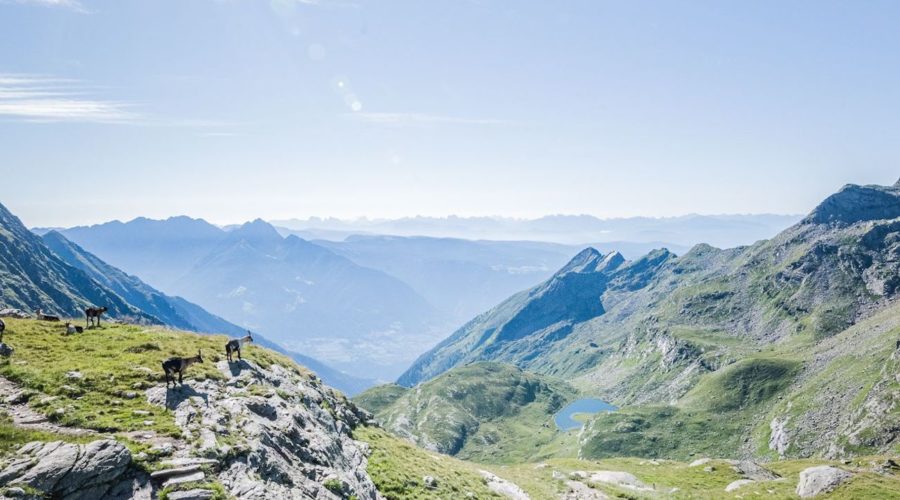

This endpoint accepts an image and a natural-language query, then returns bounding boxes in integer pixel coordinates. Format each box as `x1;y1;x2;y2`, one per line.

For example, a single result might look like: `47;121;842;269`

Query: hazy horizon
25;211;805;230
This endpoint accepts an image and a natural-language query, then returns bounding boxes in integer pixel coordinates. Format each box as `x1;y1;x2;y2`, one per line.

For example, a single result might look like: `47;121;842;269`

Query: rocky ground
0;359;383;499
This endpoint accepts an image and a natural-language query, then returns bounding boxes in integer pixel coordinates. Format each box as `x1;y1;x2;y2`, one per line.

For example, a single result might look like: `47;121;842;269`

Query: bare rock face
0;440;148;500
145;360;380;500
804;183;900;226
768;417;790;457
796;465;852;498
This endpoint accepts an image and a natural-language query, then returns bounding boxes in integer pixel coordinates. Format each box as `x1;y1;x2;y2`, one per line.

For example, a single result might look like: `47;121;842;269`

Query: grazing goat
85;306;108;328
225;331;253;362
162;350;204;388
35;309;60;322
0;318;4;342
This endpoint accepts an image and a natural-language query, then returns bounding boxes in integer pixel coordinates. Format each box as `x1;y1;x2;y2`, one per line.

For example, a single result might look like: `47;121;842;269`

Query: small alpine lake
554;398;617;431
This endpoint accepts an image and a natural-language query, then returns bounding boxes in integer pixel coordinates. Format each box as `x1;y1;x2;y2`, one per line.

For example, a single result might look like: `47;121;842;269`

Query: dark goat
85;306;108;328
225;331;253;362
162;350;204;388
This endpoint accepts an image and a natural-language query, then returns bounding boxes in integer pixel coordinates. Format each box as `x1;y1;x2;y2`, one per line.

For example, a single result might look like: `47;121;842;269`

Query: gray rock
162;471;205;489
150;465;202;480
479;470;529;500
167;490;215;500
2;487;25;497
796;466;852;498
0;440;139;500
725;479;754;492
423;475;438;489
769;417;790;457
730;460;780;481
0;344;13;357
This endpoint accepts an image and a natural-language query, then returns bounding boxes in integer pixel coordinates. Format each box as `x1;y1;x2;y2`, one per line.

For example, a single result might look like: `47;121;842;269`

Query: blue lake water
554;398;618;431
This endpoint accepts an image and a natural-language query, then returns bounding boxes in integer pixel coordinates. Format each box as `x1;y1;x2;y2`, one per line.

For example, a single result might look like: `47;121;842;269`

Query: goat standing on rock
162;350;203;388
226;331;253;362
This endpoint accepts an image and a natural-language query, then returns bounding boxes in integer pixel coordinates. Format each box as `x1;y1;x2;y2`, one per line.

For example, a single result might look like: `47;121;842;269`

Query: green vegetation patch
353;384;409;414
354;426;502;499
683;357;801;412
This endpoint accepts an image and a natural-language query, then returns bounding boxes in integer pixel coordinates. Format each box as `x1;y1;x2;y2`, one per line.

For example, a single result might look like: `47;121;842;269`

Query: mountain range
389;180;900;461
273;213;802;247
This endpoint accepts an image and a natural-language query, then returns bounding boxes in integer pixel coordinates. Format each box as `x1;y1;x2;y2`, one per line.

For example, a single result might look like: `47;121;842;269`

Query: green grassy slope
0;317;313;438
359;362;578;463
354;384;409;415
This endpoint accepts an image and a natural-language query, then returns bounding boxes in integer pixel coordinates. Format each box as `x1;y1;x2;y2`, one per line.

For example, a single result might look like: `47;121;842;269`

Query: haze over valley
32;211;803;385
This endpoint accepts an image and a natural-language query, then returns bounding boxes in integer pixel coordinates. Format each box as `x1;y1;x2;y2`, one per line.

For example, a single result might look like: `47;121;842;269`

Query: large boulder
145;360;380;500
0;440;147;500
796;465;852;498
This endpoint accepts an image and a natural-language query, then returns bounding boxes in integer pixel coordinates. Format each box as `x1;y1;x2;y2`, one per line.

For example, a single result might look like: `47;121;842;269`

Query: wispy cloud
349;112;515;127
4;0;87;13
0;74;138;123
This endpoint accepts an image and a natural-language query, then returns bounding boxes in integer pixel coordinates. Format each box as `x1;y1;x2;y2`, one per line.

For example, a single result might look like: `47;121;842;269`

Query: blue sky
1;0;898;227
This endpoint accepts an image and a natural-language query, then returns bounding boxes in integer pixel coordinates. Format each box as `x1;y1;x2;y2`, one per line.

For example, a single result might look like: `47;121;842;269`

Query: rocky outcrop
144;359;380;499
768;416;790;457
804;183;900;225
570;470;652;491
479;470;530;499
725;479;754;492
0;440;148;500
796;465;852;498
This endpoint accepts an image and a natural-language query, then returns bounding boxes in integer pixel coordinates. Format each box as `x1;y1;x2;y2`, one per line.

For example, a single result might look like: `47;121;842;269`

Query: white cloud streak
5;0;87;13
0;74;138;123
349;112;515;127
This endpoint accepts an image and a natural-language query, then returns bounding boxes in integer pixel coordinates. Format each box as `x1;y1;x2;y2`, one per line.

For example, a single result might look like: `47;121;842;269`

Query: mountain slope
397;180;900;460
41;230;243;335
0;317;380;499
0;202;151;322
357;362;577;463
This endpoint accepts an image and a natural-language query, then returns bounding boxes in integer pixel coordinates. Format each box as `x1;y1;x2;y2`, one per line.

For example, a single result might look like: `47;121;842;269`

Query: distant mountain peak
597;250;626;273
804;182;900;225
229;218;283;244
557;247;603;275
